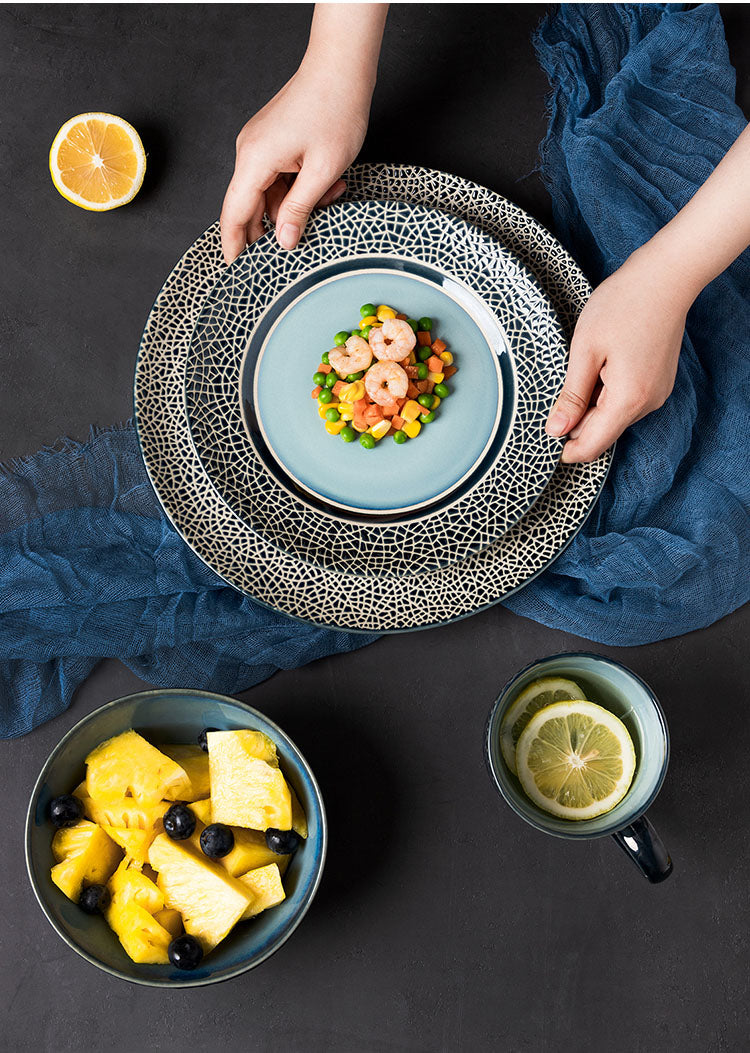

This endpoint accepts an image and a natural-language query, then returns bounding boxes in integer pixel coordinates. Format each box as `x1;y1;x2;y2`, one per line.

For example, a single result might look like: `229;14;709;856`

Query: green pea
341;426;356;443
346;371;364;382
351;330;361;338
360;303;376;318
417;362;429;380
325;408;340;422
359;433;376;450
406;318;419;333
418;316;433;331
360;325;372;339
318;389;333;404
325;373;337;389
433;383;450;399
312;371;326;387
417;346;432;362
419;410;436;424
334;331;349;346
321;351;330;365
393;430;407;444
417;393;434;409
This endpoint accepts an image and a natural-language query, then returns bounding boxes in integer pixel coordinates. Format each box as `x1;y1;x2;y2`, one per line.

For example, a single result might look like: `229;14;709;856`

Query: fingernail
277;223;299;250
546;407;569;436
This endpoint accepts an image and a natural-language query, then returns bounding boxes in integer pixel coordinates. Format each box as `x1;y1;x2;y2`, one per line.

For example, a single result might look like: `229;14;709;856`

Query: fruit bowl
25;689;326;987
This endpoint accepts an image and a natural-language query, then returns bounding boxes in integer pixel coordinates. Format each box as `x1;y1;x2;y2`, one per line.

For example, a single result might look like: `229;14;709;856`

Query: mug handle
612;814;673;883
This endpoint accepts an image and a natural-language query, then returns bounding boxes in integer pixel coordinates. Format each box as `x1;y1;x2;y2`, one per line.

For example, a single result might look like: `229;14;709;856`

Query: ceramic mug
485;652;672;883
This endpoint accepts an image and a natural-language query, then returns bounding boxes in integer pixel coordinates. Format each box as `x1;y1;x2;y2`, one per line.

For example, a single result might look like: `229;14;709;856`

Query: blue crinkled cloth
506;3;750;642
1;3;748;738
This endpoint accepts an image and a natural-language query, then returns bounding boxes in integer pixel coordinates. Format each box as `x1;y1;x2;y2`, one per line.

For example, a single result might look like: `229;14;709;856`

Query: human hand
220;63;369;264
546;249;691;463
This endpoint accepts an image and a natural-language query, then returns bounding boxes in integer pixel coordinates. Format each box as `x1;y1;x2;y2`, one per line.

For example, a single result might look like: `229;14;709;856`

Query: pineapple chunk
103;826;156;866
83;797;169;865
50;821;122;902
154;908;183;938
208;731;292;831
161;745;210;801
148;834;255;952
188;798;212;826
290;785;308;839
188;819;288;878
237;864;286;920
85;730;190;805
108;858;164;913
105;900;172;964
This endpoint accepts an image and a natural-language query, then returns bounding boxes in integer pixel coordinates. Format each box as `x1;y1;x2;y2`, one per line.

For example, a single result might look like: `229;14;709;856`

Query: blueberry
48;794;83;829
199;823;234;858
79;884;110;915
197;727;219;752
168;934;203;971
265;828;302;855
163;803;196;841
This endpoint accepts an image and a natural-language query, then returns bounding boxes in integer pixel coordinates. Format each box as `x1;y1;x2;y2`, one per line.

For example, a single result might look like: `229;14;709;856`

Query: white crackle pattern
135;163;610;632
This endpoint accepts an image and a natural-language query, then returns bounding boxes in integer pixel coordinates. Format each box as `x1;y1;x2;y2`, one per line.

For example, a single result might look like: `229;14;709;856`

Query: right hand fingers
220;152;275;264
546;338;603;437
275;160;343;250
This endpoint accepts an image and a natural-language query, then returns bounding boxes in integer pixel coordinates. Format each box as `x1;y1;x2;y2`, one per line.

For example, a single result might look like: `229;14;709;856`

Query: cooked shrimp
329;334;372;375
365;361;409;406
368;317;417;361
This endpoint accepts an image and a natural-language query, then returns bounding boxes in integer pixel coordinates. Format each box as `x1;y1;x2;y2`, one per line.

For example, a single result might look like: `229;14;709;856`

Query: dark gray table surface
2;5;749;1052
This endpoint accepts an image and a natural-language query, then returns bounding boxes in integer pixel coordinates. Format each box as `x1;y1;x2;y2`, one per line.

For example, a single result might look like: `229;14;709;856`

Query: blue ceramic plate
184;199;567;578
252;261;503;514
135;163;612;630
25;690;326;988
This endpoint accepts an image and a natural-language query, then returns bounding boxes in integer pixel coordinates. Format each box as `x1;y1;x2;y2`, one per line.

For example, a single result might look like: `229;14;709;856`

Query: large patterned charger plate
184;198;568;577
135;163;611;633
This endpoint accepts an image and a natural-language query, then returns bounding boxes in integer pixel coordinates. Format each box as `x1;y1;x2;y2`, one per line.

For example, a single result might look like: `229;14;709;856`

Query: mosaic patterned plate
135;163;611;633
184;199;568;576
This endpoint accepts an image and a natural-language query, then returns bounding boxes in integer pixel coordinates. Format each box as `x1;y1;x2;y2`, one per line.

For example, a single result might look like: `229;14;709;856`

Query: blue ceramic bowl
25;689;327;987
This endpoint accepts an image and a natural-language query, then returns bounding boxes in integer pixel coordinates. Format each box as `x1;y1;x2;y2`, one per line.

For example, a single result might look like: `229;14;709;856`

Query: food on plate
48;727;307;969
310;303;458;448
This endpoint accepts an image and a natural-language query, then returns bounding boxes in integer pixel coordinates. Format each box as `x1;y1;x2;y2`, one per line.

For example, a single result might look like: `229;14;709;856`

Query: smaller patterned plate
185;199;567;578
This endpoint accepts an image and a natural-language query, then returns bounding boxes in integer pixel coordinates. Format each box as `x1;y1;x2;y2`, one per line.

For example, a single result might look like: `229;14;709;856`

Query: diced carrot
431;338;446;355
332;380;347;397
443;365;457;378
353;397;368;415
416;380;429;394
399;356;411;367
391;415;405;431
405;365;420;379
312;385;322;399
407;382;419;399
417;331;432;346
381;400;400;417
427;356;443;373
396;313;408;321
365;404;384;424
425;381;435;394
319;363;332;374
397;396;407;409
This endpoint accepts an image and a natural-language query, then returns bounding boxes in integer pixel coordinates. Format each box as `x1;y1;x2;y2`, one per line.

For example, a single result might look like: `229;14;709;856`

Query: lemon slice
516;700;636;820
49;112;146;211
500;676;587;774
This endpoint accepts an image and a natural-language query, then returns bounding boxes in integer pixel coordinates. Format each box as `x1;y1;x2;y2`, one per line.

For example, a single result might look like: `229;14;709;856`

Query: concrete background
2;5;749;1051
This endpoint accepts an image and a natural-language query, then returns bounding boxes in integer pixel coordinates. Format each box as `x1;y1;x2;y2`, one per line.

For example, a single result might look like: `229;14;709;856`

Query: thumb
275;161;335;250
546;339;602;437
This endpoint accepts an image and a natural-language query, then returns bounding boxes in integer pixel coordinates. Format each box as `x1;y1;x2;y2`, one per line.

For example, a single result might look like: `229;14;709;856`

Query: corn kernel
376;305;396;321
338;401;353;414
428;371;444;384
430;395;441;410
408;351;417;365
401;399;421;424
339;411;353;421
360;315;378;328
325;420;346;436
352;419;369;433
341;381;365;403
403;419;422;439
439;350;454;366
369;419;391;441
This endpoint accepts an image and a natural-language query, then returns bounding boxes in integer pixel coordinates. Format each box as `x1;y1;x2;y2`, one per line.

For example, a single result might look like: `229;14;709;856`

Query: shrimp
365;361;409;406
368;317;417;361
329;334;372;376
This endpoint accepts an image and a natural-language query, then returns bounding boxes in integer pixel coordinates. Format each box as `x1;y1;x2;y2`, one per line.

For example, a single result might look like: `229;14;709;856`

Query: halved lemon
499;676;587;775
49;112;146;211
516;699;636;820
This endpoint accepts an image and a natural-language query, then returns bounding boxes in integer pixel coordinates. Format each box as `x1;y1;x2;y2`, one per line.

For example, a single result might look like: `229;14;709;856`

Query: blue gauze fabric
505;2;750;642
1;3;748;738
